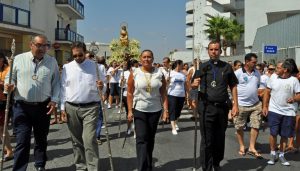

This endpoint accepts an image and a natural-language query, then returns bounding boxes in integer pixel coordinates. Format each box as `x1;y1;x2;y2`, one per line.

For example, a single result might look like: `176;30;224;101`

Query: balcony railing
55;0;84;18
55;28;84;42
0;3;30;27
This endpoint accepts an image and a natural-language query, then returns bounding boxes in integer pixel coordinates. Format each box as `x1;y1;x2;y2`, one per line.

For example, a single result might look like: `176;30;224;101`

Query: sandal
238;149;246;156
285;147;297;153
247;150;263;159
50;120;57;125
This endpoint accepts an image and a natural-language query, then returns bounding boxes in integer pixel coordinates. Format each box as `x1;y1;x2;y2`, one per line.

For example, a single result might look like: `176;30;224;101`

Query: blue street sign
264;45;277;54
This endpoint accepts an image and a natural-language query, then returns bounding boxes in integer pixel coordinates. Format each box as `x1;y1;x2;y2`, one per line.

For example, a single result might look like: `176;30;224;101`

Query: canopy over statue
109;23;140;63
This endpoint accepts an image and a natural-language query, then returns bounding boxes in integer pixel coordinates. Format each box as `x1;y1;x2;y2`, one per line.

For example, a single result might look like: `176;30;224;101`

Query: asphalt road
1;105;300;171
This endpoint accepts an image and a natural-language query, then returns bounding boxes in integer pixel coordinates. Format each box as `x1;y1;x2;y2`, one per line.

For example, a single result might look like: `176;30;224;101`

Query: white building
85;42;111;58
184;0;244;62
183;0;300;60
0;0;84;64
244;0;300;53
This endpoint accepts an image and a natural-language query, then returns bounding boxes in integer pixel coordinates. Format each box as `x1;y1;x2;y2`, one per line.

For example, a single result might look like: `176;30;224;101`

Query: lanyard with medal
32;58;40;80
209;61;218;87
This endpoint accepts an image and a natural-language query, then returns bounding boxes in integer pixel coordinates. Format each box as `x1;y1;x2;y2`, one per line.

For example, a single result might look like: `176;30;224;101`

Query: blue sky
78;0;186;62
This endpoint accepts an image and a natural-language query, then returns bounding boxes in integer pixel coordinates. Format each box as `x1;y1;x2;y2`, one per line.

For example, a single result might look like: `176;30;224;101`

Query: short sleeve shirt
167;71;186;97
267;74;300;116
193;60;238;102
235;68;261;106
107;67;121;83
259;74;270;89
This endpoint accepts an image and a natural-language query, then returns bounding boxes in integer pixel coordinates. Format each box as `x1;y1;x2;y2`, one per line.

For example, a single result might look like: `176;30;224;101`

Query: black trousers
198;101;228;171
168;95;185;121
134;109;161;171
122;95;128;115
12;100;50;171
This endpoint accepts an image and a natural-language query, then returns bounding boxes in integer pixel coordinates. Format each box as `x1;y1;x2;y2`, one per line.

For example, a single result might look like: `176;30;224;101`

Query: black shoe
36;167;46;171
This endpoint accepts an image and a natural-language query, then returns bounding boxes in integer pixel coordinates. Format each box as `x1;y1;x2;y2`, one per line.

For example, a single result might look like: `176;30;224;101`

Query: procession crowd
0;35;299;171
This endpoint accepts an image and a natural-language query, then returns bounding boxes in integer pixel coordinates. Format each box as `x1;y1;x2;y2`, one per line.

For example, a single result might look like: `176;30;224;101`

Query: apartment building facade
185;0;244;60
245;0;300;53
185;0;300;59
0;0;84;64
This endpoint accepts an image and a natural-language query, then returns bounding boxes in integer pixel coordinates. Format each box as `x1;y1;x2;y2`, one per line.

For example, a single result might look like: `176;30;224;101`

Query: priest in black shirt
192;41;239;171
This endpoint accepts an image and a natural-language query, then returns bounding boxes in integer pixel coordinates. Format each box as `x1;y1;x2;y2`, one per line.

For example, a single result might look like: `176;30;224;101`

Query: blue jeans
96;102;103;139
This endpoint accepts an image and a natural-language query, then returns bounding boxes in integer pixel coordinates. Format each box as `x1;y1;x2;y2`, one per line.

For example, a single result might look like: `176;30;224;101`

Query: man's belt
67;101;99;107
16;98;50;106
204;100;227;107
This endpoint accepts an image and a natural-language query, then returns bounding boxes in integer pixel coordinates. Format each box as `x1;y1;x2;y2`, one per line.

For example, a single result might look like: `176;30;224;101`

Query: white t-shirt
121;70;130;96
235;68;261;106
259;74;270;89
107;67;121;83
133;68;163;112
267;74;300;116
159;67;169;79
167;70;186;97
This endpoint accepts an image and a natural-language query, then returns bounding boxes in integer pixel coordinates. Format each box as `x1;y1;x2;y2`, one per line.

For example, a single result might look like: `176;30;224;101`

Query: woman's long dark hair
172;60;183;70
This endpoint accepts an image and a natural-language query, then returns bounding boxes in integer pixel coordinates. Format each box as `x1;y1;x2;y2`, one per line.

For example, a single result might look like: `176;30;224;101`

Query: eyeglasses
32;43;48;49
268;68;275;71
72;54;84;58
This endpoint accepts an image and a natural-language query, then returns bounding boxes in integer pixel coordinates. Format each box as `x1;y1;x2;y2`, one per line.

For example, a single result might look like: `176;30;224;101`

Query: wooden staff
193;46;201;171
122;118;135;149
161;62;172;129
118;62;125;138
94;62;114;171
1;39;15;171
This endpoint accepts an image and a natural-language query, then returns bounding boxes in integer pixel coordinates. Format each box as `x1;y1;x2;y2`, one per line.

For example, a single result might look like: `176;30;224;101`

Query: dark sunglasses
72;54;84;58
268;68;275;71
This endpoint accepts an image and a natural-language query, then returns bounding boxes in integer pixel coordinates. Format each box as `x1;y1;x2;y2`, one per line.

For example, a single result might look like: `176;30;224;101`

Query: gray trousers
65;103;100;171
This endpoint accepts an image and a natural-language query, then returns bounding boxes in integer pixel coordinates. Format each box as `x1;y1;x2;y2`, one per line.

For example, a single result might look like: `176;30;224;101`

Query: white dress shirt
60;59;107;110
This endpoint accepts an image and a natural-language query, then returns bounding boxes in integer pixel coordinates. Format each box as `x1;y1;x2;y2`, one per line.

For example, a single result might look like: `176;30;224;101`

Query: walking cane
95;62;114;171
161;64;172;129
122;118;135;149
118;65;125;138
1;39;15;171
193;50;201;171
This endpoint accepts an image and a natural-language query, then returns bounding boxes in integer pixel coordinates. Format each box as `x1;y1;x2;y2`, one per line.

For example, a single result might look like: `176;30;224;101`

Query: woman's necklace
142;67;153;93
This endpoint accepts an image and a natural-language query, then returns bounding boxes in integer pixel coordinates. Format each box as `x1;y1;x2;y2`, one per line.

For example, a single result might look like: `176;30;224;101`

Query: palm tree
204;15;228;42
205;16;244;56
227;19;244;55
